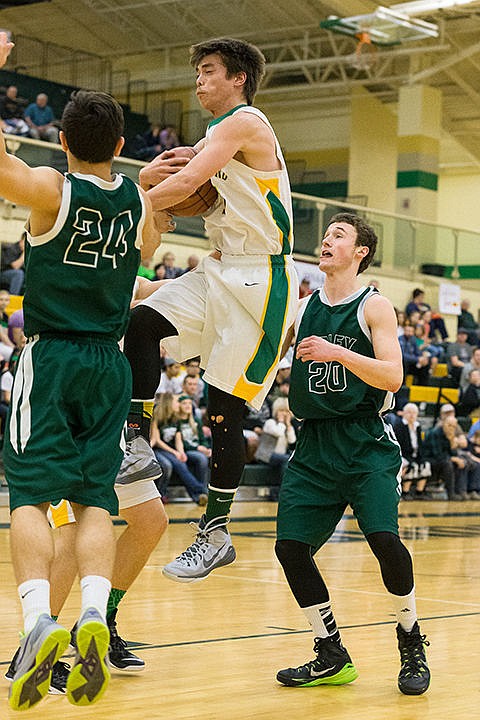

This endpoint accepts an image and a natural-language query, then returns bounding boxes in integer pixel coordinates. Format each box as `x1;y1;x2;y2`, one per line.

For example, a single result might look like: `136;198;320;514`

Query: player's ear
356;245;369;258
59;130;68;153
234;71;247;88
114;136;125;157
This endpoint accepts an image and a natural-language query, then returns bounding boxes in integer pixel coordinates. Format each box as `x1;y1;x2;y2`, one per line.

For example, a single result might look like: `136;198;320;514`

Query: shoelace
108;621;128;652
400;634;429;674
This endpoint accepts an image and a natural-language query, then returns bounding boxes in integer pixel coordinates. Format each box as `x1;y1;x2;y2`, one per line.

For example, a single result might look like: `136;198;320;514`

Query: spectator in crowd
182;357;206;406
24;93;59;143
0;85;29;136
242;399;270;462
393;402;432;500
0;233;25;295
176;394;211;492
0;352;15;442
368;278;380;289
135;124;163;161
182;254;200;273
423;414;469;500
467;430;480;499
395;309;407;337
468;418;480;440
7;306;25;348
428;308;449;343
299;277;312;299
459;347;480;392
398;323;431;385
150;392;207;506
254;397;296;500
159;125;180;151
161;251;183;279
413;322;440;372
406;288;430;317
0;288;14;361
180;374;203;421
153;263;167;281
446;328;475;386
458;299;480;346
155;357;184;396
457;368;480;418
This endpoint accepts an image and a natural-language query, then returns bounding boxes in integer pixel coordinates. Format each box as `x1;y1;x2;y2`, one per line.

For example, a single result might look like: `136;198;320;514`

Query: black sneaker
276;636;358;687
396;622;430;695
5;646;70;694
107;609;145;672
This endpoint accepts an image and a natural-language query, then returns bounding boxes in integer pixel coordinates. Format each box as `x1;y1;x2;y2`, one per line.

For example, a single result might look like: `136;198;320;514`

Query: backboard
320;6;439;46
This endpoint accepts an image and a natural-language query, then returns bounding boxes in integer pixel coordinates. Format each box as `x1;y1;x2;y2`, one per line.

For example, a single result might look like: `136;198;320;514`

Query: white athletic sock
18;578;51;634
302;601;340;642
80;575;111;622
391;587;417;632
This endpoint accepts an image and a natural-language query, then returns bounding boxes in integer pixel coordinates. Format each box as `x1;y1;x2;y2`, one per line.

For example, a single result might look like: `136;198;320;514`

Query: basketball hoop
351;29;377;70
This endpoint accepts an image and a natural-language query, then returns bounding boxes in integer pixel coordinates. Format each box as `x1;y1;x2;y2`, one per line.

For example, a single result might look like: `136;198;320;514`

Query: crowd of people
0;85;59;141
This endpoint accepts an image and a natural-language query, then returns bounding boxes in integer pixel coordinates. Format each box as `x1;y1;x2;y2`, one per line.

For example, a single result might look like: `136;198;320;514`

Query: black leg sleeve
123;305;178;399
275;539;330;607
366;531;414;596
207;385;246;490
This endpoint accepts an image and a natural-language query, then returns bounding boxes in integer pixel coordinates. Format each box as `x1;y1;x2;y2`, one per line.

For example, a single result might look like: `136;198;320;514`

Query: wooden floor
0;496;479;719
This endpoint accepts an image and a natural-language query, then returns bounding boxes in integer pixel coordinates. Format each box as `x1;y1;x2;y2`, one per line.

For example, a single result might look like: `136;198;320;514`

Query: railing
0;135;478;280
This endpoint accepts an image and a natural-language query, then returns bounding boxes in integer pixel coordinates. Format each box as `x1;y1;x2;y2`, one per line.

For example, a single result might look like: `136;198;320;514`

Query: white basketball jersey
204;105;294;256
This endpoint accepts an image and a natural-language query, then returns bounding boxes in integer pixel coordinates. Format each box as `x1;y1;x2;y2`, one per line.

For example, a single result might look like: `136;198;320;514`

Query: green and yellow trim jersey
23;172;144;341
204;105;294;256
290;286;394;420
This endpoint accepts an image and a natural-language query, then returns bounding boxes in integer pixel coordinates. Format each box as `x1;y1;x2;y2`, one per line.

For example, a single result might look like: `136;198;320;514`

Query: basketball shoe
162;514;236;582
107;609;145;672
66;607;110;707
396;622;430;695
116;429;163;484
70;609;145;672
6;646;70;694
276;636;358;687
8;614;71;711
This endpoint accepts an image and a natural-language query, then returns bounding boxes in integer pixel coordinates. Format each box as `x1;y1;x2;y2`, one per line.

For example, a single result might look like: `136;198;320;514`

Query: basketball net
351;30;377;71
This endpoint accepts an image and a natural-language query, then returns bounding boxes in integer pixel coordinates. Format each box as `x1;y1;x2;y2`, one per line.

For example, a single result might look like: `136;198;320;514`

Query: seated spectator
393;402;432;500
398;324;431;385
458;299;480;346
150;392;207;505
155;357;184;396
176;394;211;492
0;233;25;295
254;397;296;500
0;288;14;362
457;368;480;418
180;374;203;421
406;288;431;317
466;430;480;499
299;277;312;299
423;414;469;500
413;322;439;372
133;124;163;161
468;418;480;440
162;251;183;279
395;309;407;338
446;328;475;386
153;263;167;281
182;255;200;273
428;308;449;343
460;347;480;392
182;356;205;406
24;93;59;143
242;399;271;462
0;85;29;136
159;125;180;151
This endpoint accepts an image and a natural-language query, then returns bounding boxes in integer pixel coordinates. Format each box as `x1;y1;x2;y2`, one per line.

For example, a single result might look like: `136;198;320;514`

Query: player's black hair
328;212;378;275
190;37;266;105
61;90;124;164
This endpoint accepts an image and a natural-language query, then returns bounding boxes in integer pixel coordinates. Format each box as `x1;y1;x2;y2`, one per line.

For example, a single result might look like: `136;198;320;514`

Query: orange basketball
164;146;218;217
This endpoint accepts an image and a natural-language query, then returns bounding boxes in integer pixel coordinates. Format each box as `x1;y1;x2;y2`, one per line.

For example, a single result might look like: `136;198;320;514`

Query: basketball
164;146;218;217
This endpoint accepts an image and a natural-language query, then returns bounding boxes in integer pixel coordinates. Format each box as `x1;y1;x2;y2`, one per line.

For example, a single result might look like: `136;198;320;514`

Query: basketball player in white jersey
123;37;299;582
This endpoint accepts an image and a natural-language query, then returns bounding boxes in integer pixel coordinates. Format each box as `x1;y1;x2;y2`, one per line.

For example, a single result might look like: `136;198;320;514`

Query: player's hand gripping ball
164;147;218;216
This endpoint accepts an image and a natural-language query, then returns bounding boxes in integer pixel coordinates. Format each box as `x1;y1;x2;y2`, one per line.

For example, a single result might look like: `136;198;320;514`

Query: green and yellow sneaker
276;636;358;687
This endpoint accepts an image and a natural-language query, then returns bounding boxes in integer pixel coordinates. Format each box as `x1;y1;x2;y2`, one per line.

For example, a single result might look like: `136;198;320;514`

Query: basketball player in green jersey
0;33;167;710
123;37;298;582
275;213;430;696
